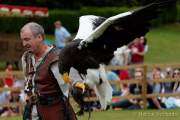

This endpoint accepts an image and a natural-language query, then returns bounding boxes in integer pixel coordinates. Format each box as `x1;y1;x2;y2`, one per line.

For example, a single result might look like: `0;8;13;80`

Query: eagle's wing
76;0;175;64
74;15;106;40
59;0;175;74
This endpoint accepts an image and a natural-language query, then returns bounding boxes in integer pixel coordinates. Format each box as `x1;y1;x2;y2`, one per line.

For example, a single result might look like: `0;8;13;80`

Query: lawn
145;23;180;64
1;109;180;120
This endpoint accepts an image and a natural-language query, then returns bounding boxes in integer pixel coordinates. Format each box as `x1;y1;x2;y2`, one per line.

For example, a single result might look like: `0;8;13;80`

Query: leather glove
74;82;86;93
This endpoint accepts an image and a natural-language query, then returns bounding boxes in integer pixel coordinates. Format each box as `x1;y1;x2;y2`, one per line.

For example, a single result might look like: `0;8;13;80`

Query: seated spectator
162;67;174;93
0;90;20;117
161;68;180;109
0;88;17;117
151;67;165;93
4;63;14;88
119;69;129;96
173;69;180;92
106;71;121;96
111;67;164;110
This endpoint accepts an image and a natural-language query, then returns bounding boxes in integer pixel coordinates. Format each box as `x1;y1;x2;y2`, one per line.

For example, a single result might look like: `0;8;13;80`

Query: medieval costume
22;46;77;120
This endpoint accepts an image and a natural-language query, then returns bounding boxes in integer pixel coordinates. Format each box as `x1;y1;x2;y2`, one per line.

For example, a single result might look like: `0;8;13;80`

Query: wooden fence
0;63;180;111
86;63;180;108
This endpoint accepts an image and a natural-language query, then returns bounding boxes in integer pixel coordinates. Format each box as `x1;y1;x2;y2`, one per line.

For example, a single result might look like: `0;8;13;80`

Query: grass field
1;109;180;120
145;23;180;64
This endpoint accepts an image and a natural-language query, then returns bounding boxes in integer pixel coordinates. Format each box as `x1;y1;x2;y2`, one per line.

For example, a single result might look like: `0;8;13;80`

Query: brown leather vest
34;47;61;96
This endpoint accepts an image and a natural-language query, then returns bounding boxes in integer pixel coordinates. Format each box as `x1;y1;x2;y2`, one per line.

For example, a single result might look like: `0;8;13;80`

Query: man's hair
21;22;45;38
54;20;62;26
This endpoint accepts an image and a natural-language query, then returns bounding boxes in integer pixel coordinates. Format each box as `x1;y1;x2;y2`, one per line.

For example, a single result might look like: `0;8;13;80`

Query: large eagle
58;0;175;111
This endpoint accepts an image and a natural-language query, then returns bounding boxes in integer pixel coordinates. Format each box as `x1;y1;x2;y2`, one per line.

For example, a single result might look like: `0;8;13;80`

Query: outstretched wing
74;15;106;40
59;0;175;74
77;0;176;64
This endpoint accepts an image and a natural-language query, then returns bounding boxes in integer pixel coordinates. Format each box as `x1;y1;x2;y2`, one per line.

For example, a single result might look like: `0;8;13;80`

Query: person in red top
119;69;129;96
4;63;14;87
129;38;145;64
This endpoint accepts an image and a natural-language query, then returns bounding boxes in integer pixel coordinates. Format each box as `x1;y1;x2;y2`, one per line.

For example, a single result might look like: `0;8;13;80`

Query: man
20;22;77;120
54;20;71;49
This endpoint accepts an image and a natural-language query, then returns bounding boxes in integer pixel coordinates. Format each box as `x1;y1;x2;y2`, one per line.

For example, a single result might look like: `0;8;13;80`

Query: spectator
128;38;145;64
111;67;143;110
106;71;121;96
151;67;165;94
54;20;71;48
163;67;174;93
0;81;18;117
119;69;129;96
162;68;180;109
173;69;180;92
4;63;14;88
139;36;148;53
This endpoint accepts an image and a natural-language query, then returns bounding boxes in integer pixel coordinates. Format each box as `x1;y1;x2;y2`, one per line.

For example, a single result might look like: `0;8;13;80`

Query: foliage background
0;2;179;34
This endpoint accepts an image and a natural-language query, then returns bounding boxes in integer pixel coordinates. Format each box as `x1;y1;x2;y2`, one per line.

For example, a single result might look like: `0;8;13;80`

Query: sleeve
21;54;27;77
50;62;70;97
69;67;84;84
62;27;71;38
21;54;30;97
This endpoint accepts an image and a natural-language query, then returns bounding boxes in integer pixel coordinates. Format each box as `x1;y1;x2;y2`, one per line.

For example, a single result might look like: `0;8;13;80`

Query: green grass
145;23;180;64
1;109;180;120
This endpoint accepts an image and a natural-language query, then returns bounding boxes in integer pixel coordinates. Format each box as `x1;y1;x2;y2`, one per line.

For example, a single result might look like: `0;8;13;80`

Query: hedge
0;6;178;34
177;4;180;22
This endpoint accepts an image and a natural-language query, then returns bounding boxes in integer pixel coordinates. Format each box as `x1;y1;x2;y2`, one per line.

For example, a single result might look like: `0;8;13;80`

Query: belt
38;95;61;105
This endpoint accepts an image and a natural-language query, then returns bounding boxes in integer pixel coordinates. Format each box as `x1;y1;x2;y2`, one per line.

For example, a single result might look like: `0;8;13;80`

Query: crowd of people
0;63;24;117
106;36;180;110
0;64;179;117
109;67;180;110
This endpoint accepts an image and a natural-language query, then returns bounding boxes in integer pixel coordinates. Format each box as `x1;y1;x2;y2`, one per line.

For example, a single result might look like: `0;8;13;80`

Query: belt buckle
30;94;38;104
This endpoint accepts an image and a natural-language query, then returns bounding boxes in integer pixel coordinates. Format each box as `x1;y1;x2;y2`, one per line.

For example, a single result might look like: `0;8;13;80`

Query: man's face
20;28;41;53
54;22;61;29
